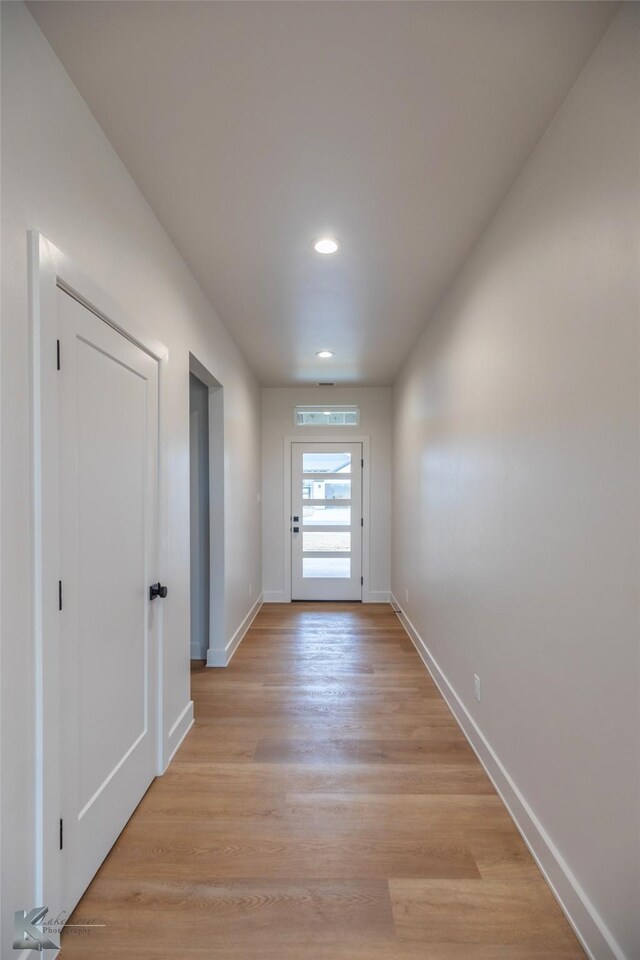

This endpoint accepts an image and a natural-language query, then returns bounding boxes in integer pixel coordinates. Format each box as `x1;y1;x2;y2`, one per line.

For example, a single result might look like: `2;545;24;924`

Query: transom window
294;405;359;427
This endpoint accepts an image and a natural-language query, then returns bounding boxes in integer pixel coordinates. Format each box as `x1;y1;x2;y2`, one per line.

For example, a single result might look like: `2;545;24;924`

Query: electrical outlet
405;588;409;603
474;674;481;702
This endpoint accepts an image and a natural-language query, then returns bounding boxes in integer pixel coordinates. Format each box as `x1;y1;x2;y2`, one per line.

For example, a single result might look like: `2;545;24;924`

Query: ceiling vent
317;381;335;387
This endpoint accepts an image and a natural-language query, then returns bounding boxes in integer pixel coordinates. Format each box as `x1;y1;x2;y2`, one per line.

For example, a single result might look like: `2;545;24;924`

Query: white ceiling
29;1;616;385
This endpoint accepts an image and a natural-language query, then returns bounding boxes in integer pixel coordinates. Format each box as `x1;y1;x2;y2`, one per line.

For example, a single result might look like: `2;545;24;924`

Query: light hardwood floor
60;603;585;959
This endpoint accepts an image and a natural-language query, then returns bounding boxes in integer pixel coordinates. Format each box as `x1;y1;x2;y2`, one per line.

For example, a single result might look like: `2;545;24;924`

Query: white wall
0;3;262;953
262;387;391;602
392;7;639;960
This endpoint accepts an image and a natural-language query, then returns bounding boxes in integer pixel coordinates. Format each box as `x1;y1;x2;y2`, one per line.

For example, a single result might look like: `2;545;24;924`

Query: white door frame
188;353;226;664
28;232;168;917
283;435;371;603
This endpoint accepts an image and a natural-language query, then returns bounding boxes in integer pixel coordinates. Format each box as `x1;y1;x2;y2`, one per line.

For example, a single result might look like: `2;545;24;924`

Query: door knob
150;582;168;600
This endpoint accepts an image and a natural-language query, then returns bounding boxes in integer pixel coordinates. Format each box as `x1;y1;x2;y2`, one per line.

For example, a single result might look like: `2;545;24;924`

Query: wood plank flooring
60;603;585;959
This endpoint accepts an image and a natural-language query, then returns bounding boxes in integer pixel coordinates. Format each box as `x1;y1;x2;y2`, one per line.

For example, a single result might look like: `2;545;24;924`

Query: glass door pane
303;558;351;579
302;451;351;473
303;531;351;552
303;503;351;526
302;479;351;500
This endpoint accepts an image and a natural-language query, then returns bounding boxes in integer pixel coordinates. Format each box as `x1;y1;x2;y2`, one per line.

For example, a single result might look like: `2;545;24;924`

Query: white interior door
291;442;362;601
57;289;159;912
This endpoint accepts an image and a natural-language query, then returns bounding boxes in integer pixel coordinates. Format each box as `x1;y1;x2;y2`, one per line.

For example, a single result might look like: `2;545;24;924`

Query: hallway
60;604;584;958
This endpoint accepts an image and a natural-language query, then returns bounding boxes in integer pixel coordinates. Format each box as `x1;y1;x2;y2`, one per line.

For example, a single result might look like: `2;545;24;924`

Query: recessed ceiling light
314;237;339;255
316;350;334;358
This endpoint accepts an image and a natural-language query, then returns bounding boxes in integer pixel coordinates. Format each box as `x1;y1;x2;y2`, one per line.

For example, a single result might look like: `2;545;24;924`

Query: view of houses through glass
302;452;351;570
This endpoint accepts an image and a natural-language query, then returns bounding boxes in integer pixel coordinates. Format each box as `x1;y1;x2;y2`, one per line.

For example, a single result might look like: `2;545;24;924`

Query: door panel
58;289;158;912
291;442;362;600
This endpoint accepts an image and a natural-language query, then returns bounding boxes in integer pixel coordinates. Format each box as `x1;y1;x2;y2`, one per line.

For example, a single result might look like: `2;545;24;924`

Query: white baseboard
368;590;390;603
389;593;627;960
264;590;391;604
190;641;206;660
263;590;285;603
207;594;263;667
164;699;194;770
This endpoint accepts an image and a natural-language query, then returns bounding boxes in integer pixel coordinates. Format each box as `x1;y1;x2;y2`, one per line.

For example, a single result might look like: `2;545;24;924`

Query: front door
291;442;362;601
58;288;159;912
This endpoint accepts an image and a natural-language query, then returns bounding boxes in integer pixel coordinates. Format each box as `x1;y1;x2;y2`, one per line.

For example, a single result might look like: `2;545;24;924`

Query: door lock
292;526;299;533
149;582;168;600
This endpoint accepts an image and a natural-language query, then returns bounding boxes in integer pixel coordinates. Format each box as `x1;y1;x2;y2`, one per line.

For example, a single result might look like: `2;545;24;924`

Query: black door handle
150;582;168;600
